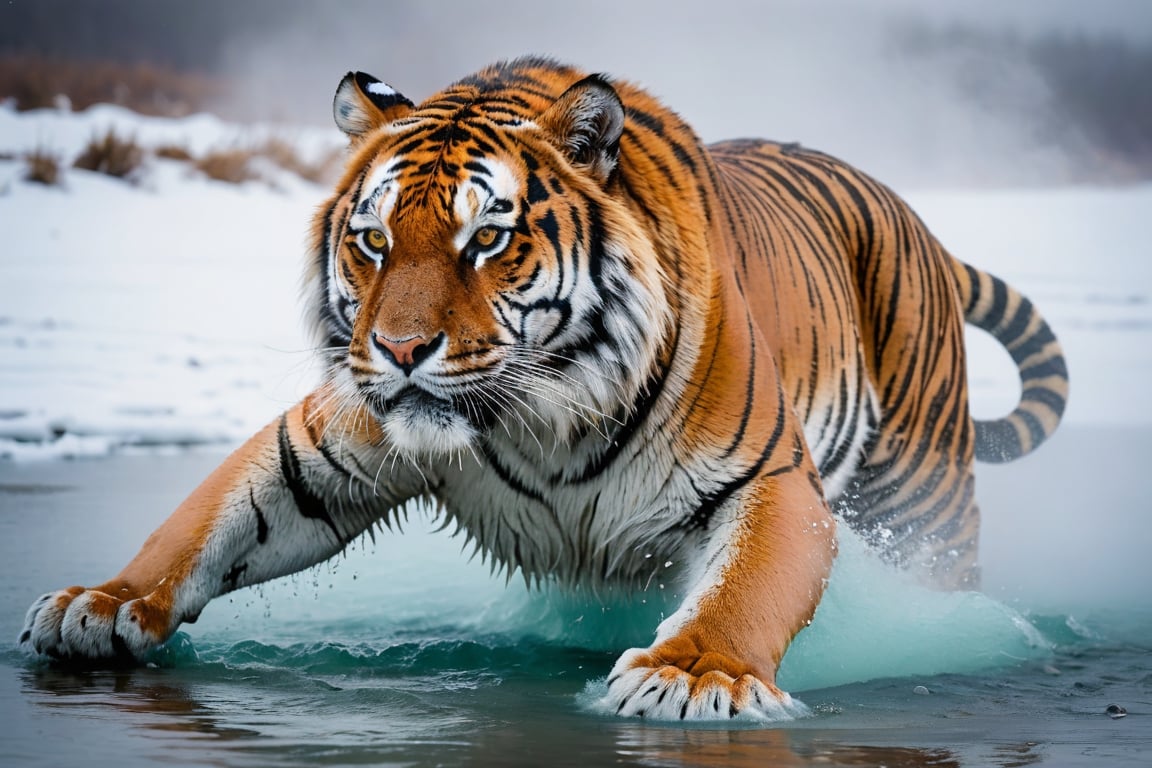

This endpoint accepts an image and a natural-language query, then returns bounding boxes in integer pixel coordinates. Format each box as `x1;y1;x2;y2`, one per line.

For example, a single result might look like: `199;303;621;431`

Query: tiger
19;56;1068;721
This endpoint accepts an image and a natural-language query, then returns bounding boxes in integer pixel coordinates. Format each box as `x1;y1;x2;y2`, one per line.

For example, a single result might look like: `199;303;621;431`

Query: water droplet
913;685;930;695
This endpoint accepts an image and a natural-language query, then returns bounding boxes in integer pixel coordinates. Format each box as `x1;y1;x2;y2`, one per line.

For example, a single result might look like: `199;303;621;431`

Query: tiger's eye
365;229;388;252
473;227;498;248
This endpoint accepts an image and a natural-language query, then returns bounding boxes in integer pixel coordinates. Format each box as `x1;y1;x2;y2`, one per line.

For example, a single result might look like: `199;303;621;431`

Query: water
1;428;1149;766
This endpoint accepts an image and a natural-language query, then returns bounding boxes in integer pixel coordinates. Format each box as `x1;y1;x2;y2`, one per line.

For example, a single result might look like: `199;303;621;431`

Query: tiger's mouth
364;385;483;456
381;386;446;412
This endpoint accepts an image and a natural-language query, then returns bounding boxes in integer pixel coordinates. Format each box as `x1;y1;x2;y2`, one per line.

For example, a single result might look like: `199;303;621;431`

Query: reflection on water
3;453;1151;767
16;654;1061;768
613;724;970;767
22;665;261;742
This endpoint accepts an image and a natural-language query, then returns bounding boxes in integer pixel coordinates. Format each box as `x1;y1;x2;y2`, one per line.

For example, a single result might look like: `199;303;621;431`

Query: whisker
475;382;548;458
499;367;621;428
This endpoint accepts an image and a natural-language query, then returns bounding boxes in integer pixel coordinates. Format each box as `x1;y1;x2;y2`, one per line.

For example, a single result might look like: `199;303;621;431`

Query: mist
201;0;1148;186
4;0;1151;186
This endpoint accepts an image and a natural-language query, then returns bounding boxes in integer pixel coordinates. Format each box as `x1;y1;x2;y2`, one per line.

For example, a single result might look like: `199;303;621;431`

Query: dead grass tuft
24;147;62;186
154;144;194;162
190;140;343;186
194;147;257;184
255;138;343;185
73;130;145;180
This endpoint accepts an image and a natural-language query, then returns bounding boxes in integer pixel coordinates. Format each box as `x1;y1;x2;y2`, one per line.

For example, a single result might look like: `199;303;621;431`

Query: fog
206;0;1151;186
4;0;1151;186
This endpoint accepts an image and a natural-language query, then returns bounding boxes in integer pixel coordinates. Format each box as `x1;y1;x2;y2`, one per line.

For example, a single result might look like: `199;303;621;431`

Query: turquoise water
1;436;1150;766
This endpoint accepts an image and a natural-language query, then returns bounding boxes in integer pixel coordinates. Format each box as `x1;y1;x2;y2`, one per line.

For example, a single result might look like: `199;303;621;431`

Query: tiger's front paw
18;586;173;664
600;646;809;722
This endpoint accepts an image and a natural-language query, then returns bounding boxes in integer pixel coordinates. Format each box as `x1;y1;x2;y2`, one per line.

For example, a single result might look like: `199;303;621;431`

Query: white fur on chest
429;424;702;589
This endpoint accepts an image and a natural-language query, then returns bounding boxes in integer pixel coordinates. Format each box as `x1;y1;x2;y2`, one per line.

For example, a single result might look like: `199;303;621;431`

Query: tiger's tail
952;260;1070;463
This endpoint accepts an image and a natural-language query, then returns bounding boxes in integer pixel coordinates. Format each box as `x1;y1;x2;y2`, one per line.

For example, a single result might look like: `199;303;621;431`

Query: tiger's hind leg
835;440;981;589
831;174;983;589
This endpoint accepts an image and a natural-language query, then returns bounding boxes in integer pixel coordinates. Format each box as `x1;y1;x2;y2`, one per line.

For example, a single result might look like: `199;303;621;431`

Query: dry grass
73;130;146;180
24;147;62;186
190;140;343;186
0;53;220;116
194;147;257;184
154;144;195;162
0;52;345;187
255;138;343;185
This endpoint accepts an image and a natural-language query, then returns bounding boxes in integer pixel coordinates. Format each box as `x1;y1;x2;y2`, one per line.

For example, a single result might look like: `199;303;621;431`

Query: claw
601;650;808;722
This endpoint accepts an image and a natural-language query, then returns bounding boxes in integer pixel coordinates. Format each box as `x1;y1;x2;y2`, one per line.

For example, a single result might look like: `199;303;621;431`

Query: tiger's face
309;71;671;458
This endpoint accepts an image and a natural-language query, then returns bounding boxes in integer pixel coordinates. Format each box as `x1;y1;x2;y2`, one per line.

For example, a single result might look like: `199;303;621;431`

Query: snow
0;103;1148;460
0;102;341;169
0;104;343;459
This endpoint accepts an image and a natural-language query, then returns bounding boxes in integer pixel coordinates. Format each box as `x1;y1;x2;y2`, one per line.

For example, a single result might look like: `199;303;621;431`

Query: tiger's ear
333;72;414;140
538;75;624;184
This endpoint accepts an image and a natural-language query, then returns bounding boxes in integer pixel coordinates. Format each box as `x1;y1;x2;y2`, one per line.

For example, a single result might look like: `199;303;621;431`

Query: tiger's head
306;59;673;459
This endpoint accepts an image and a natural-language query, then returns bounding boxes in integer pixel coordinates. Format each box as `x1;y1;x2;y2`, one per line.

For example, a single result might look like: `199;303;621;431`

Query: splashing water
164;515;1050;705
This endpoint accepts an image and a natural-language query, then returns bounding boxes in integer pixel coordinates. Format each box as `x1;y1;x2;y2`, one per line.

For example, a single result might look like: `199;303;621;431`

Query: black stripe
277;415;343;543
249;487;269;544
1009;322;1059;367
854;383;959;508
962;263;981;316
1017;409;1049;450
999;296;1034;346
720;322;757;459
987;274;1009;330
1019;355;1069;381
683;386;789;532
566;300;677;484
222;562;248;591
481;441;549;506
1021;385;1067;414
819;367;861;479
974;419;1023;463
526;171;549;203
304;416;354;479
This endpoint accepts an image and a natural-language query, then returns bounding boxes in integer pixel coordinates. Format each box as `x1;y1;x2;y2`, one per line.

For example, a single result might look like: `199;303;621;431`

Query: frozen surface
1;104;1149;460
0;104;343;458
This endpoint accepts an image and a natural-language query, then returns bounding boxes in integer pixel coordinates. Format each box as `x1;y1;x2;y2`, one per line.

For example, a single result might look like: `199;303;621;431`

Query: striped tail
953;261;1070;463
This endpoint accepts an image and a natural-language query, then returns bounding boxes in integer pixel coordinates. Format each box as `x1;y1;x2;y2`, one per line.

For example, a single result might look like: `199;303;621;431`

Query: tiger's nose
371;332;444;374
